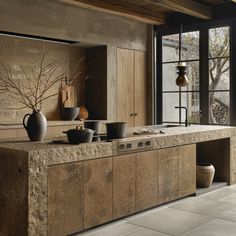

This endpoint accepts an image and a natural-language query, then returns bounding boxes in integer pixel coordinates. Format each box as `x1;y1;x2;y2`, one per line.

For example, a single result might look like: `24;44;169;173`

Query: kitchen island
1;125;236;236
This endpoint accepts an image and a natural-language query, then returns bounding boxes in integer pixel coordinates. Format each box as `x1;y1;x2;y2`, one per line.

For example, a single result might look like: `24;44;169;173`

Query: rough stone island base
0;125;236;235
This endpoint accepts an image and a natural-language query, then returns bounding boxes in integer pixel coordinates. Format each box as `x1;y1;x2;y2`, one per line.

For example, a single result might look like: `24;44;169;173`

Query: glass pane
182;92;200;124
163;92;200;123
181;31;199;60
209;27;229;58
209;58;229;90
163;93;180;122
186;61;199;91
163;63;179;91
209;92;230;124
162;34;179;62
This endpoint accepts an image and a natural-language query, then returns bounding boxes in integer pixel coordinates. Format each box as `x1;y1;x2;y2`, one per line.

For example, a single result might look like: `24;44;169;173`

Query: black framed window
155;20;234;126
162;31;200;124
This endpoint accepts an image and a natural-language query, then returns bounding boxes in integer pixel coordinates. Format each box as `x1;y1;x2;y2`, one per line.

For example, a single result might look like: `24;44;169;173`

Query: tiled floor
78;185;236;236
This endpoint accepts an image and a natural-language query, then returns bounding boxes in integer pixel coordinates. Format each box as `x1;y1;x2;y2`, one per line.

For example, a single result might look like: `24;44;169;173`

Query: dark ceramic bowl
106;122;126;140
62;107;80;121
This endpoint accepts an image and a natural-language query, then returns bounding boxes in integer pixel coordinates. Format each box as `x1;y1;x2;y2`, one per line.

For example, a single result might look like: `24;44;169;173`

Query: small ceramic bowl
62;107;80;120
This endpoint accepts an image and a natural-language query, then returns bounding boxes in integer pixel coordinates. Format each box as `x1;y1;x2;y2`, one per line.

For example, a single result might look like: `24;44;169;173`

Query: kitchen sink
165;124;185;128
153;124;185;129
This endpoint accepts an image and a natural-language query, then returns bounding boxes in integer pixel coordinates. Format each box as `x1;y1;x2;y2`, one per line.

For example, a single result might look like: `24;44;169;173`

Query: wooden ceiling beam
146;0;212;19
59;0;165;25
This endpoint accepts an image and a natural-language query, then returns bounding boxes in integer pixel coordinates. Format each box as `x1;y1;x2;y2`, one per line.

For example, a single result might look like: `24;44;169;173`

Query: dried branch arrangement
0;53;86;110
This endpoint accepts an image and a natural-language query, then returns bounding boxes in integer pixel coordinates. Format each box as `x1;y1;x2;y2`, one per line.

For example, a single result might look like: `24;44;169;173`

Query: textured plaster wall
0;0;149;125
0;35;85;123
0;0;147;51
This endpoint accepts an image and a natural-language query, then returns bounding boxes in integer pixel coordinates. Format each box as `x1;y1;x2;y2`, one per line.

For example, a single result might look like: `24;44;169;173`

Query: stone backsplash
0;34;85;123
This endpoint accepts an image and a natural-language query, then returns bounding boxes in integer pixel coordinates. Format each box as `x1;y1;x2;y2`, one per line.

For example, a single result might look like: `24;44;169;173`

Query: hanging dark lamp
176;21;188;87
176;62;188;86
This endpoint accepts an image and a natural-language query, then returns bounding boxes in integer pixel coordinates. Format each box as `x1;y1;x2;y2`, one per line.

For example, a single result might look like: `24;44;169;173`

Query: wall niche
0;34;85;124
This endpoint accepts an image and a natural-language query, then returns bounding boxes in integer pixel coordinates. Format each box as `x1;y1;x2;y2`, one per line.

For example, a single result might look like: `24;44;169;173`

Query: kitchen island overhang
1;125;236;236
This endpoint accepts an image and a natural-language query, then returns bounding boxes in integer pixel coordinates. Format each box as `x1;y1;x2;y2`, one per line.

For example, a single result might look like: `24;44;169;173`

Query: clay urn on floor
197;163;215;188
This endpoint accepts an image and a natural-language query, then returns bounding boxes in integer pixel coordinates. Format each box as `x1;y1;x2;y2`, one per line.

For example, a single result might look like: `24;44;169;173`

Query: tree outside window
161;26;230;125
209;27;230;124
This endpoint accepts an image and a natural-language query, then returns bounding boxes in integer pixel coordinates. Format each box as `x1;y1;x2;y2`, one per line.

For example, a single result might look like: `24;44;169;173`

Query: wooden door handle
134;113;138;116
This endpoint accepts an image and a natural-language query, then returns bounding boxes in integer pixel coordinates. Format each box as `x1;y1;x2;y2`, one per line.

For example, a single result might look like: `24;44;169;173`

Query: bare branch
221;67;229;74
209;59;217;83
220;57;229;71
0;51;86;110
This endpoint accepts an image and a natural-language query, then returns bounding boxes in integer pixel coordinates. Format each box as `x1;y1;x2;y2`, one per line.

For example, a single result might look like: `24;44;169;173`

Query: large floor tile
200;188;236;200
182;219;236;236
77;222;136;236
171;197;236;221
124;204;169;221
218;193;236;204
225;184;236;190
214;205;236;222
124;228;170;236
127;208;212;236
77;186;236;236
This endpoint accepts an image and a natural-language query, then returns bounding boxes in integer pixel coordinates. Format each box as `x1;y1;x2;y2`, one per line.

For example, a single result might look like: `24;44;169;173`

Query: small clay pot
78;105;89;120
197;163;215;188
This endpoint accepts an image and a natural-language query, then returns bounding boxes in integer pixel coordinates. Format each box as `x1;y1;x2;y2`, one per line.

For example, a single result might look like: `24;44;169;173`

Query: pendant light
176;20;188;87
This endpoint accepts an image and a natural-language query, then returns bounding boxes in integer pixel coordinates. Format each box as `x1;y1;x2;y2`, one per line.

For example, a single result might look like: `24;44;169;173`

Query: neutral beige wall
0;35;85;123
0;0;147;51
0;0;150;125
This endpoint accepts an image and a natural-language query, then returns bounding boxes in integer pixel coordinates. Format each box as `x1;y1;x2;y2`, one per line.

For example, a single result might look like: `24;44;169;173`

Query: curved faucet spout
174;106;189;127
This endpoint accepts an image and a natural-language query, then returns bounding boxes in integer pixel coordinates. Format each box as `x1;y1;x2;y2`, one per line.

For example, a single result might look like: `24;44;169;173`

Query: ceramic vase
23;109;47;141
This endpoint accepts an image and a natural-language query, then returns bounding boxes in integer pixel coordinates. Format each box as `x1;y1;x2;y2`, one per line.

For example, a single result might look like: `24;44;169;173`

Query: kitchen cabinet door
116;48;146;127
48;162;84;236
84;158;112;229
113;153;136;219
178;144;196;198
117;48;127;123
0;154;28;236
126;50;135;126
136;151;157;211
134;50;147;126
157;147;179;205
117;48;134;127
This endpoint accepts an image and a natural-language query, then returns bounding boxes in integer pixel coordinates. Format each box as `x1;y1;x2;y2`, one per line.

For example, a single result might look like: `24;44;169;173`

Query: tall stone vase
23;109;47;141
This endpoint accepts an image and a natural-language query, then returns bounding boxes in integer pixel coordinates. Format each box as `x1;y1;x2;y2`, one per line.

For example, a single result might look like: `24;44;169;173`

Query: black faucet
175;106;189;127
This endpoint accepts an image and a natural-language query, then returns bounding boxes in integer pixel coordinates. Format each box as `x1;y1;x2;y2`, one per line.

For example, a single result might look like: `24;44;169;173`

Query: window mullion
199;26;209;124
156;31;163;124
230;21;236;125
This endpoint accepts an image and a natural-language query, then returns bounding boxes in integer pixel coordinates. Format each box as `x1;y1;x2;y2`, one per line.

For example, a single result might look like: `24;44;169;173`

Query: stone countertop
0;125;235;156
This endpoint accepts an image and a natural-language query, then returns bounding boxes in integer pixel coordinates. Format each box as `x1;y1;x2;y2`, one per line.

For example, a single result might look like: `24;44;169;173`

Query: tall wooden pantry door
117;48;146;127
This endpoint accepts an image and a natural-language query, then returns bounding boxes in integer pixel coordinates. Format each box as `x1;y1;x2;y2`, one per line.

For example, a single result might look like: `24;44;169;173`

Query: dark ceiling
59;0;236;25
